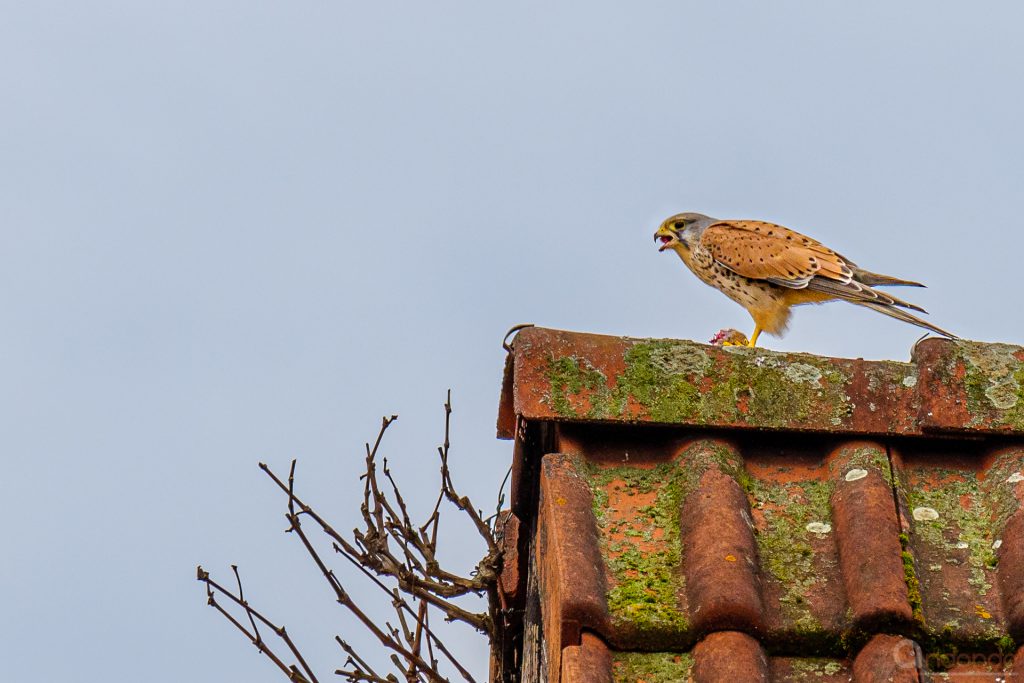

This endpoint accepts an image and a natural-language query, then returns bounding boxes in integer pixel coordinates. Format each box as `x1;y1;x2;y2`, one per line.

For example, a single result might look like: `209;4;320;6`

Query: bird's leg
747;326;762;347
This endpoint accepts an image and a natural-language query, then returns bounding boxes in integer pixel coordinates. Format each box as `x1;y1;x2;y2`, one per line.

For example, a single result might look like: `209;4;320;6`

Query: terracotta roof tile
495;327;1024;682
850;634;920;682
561;632;612;683
498;328;1024;438
693;631;769;682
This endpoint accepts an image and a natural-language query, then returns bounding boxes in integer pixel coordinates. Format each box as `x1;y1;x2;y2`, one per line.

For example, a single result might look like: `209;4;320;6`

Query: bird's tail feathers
807;277;927;313
854;268;925;288
855;301;958;339
881;289;928;313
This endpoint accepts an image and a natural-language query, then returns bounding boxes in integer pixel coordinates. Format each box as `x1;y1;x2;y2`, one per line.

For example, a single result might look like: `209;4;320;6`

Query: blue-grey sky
3;2;1023;681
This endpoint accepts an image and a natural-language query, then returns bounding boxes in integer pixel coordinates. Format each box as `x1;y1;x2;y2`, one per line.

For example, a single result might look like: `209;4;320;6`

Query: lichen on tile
957;342;1024;428
747;473;837;634
544;339;855;428
787;657;846;679
579;441;746;639
900;449;1024;643
611;651;694;683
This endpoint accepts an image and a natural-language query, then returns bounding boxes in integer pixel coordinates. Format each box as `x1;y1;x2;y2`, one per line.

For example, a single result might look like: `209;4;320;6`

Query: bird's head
654;212;716;252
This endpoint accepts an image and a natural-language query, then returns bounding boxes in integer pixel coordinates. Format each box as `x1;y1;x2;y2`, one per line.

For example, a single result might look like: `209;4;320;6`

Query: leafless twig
199;394;502;683
197;566;319;683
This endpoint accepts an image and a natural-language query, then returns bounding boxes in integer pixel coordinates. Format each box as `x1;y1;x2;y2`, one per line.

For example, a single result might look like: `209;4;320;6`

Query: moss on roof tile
578;441;746;643
545;339;855;428
611;651;694;683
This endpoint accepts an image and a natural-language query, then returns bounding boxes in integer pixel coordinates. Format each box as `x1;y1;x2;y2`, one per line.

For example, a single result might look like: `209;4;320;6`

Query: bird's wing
700;220;923;310
700;220;854;287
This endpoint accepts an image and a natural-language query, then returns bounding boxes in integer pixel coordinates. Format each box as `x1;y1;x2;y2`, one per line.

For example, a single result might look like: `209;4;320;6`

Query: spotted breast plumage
653;212;956;347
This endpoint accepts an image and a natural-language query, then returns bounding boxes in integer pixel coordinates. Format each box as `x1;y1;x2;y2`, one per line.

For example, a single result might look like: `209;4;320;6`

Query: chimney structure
493;327;1024;682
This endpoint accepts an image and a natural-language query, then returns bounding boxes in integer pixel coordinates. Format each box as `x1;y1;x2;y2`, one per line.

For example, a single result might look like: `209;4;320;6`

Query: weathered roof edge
497;327;1024;438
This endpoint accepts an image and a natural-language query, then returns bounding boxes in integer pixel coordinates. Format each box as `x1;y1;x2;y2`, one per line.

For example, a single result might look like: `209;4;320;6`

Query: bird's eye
674;221;686;230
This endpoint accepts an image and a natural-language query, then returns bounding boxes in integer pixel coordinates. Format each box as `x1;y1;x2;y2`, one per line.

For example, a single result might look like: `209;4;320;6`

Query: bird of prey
654;212;956;347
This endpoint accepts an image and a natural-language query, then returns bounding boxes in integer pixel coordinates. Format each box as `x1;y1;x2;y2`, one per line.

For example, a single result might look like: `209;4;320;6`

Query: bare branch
200;396;501;683
197;566;317;683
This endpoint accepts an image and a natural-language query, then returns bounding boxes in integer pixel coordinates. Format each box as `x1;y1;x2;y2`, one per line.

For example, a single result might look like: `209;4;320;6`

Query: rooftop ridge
498;327;1024;439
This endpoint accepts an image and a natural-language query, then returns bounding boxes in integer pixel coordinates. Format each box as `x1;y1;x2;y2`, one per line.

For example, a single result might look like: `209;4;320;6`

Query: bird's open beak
654;231;677;252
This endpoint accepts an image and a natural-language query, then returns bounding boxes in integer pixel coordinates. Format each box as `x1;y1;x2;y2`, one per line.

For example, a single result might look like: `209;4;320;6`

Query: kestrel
654;212;956;347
